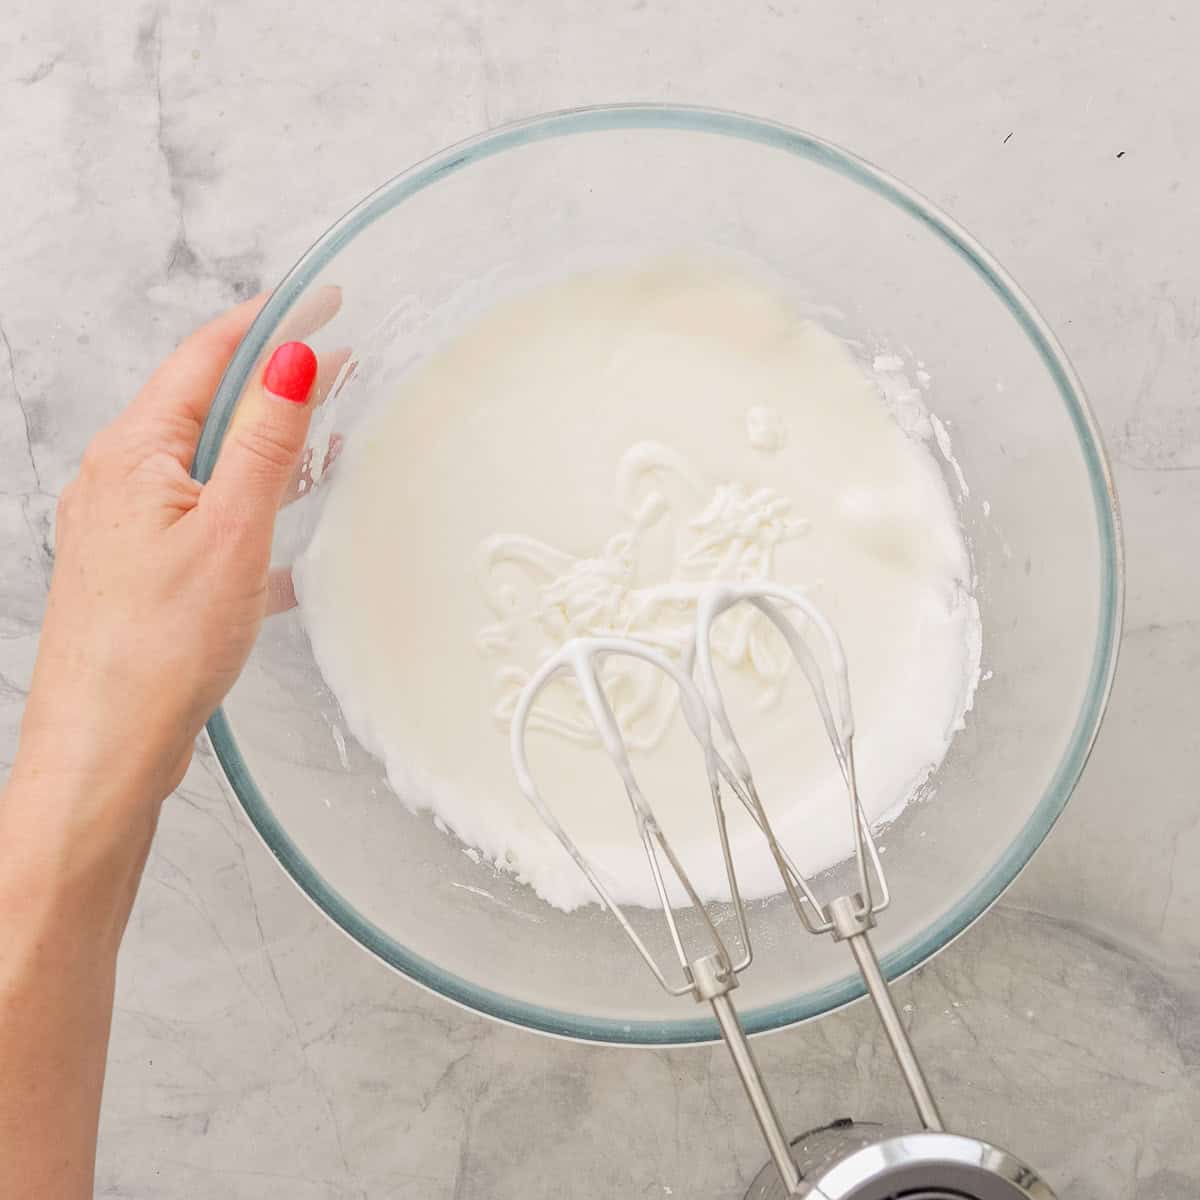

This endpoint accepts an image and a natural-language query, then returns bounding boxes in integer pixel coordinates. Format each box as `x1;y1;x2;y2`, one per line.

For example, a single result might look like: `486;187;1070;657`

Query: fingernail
263;341;318;404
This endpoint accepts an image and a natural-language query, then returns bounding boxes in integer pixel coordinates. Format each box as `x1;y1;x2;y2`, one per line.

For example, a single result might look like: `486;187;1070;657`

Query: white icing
294;261;981;911
477;440;808;749
930;414;970;498
746;404;787;451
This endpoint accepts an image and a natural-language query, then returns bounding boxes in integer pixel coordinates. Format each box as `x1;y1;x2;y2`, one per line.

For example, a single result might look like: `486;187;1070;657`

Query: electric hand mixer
510;581;1054;1200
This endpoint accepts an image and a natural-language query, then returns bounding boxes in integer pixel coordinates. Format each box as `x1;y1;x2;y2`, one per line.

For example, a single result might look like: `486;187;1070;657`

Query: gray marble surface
2;2;1198;1196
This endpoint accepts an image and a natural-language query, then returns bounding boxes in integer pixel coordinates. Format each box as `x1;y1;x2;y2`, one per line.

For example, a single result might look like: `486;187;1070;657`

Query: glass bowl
193;105;1123;1045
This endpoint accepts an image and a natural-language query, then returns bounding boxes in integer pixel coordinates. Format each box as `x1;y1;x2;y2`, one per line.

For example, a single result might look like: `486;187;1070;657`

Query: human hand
0;292;350;1200
12;291;343;825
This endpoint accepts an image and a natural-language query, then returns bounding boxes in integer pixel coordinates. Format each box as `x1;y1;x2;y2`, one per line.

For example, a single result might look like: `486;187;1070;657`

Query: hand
0;292;348;1200
12;291;342;827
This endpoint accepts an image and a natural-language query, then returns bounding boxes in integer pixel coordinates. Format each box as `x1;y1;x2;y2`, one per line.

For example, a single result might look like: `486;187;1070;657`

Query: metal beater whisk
510;581;944;1196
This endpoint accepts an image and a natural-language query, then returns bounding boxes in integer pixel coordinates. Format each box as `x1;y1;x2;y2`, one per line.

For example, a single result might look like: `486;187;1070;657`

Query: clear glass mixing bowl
193;105;1123;1045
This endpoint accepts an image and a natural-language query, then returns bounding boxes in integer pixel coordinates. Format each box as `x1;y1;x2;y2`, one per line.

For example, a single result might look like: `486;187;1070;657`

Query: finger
205;341;320;531
282;433;343;507
265;566;297;616
274;284;343;344
128;294;267;445
279;346;354;506
312;346;353;407
130;285;344;469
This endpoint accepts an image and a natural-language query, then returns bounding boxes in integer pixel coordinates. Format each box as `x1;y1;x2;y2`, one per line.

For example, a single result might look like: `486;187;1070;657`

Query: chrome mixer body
745;1121;1053;1200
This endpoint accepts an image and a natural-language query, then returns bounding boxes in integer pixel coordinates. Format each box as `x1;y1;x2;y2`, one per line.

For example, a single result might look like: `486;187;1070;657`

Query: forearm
0;768;159;1198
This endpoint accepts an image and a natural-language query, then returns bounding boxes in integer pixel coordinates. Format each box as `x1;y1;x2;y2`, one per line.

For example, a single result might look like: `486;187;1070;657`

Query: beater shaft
711;992;802;1194
827;896;943;1132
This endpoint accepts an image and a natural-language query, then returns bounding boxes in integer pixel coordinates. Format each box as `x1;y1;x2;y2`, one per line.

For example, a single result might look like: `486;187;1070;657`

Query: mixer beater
510;582;1054;1200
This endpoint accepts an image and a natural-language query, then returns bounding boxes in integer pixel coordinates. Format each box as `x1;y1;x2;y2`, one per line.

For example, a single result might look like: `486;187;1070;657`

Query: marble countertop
3;2;1197;1197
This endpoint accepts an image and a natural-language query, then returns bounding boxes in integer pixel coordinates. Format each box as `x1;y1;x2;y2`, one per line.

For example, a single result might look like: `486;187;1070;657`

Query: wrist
2;757;165;945
15;673;192;816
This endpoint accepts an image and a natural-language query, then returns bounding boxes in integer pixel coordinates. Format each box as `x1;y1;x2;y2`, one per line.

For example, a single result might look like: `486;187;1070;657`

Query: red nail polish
263;341;318;403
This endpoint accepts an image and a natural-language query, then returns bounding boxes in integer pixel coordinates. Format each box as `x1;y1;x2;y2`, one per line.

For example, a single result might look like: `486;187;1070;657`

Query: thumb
207;341;319;518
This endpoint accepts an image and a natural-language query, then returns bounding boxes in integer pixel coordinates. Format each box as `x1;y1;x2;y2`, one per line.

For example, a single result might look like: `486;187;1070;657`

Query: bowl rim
194;102;1125;1046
